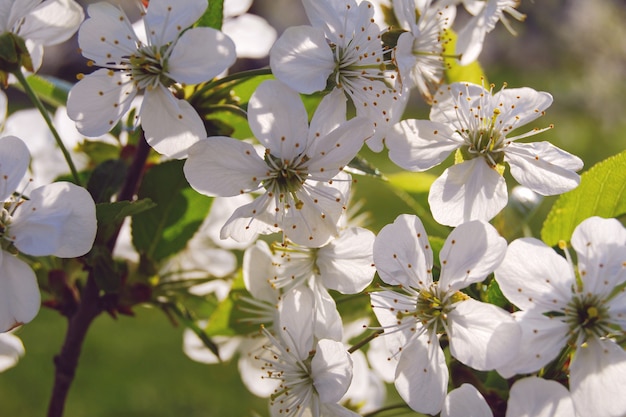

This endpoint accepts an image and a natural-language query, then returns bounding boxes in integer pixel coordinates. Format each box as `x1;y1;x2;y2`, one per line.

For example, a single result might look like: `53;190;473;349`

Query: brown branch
46;131;151;417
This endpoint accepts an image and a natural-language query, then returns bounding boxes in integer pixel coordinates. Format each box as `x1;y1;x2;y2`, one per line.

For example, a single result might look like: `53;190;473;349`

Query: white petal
505;142;582;195
269;25;335;94
278;287;315;360
442;384;493;417
0;252;40;332
0;332;25;372
168;27;236;84
571;216;626;298
373;214;433;288
203;195;257;250
370;290;418;354
496;311;569;378
430;83;488;128
0;90;6;123
311;339;353;403
238;337;281;397
67;69;137;137
438;220;507;291
386;119;461;171
317;227;376;294
395;336;447;415
495;238;574;312
243;241;279;303
247;80;309;160
0;136;29;201
222;14;277;59
313;283;343;341
19;0;83;46
78;2;137;66
320;403;362;416
223;0;253;18
219;194;280;242
184;136;266;197
570;337;626;417
143;0;207;46
307;88;347;141
493;88;553;129
140;86;206;158
11;182;96;258
448;299;521;370
506;376;576;417
455;18;486;65
428;159;508;227
342;350;386;413
304;116;372;179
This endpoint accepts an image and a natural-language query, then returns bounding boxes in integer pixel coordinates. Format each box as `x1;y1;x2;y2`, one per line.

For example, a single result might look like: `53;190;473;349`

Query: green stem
347;329;383;354
13;70;81;185
194;67;273;96
362;403;412;417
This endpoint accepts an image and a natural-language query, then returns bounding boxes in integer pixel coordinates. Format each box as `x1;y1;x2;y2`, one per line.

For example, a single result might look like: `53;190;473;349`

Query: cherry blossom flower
67;0;236;158
391;0;454;101
256;287;358;417
370;214;520;414
495;216;626;417
385;82;583;226
245;226;376;340
0;0;84;77
442;384;493;417
0;136;97;332
0;331;24;372
184;80;372;247
270;0;405;151
505;377;576;417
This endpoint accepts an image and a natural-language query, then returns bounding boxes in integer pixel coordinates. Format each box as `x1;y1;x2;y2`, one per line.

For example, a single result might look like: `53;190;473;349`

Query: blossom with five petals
385;82;583;226
67;0;236;158
370;214;520;414
495;216;626;417
184;80;373;247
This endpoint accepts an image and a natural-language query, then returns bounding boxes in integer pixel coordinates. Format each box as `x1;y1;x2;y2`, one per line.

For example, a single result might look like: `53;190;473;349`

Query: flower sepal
0;32;33;87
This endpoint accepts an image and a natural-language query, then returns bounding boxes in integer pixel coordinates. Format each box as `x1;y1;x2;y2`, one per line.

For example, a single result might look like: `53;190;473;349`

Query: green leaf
84;245;122;293
442;29;486;84
132;160;213;261
541;150;626;246
196;0;224;30
78;140;121;165
484;279;509;309
87;159;128;203
96;199;156;244
17;74;71;108
205;273;261;337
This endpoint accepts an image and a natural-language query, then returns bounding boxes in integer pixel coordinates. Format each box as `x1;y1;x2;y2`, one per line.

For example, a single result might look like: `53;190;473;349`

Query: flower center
460;108;506;167
412;283;468;334
263;152;309;199
128;44;173;90
564;293;615;342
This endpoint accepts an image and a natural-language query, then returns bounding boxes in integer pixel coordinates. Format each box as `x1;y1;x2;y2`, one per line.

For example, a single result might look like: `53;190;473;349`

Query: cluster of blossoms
0;0;624;417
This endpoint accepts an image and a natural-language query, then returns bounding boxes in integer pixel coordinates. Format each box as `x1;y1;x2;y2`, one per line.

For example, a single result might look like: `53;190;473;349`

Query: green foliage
87;159;128;204
132;160;213;263
78;140;121;165
196;0;224;30
443;29;486;85
11;74;72;108
541;150;626;246
483;279;509;309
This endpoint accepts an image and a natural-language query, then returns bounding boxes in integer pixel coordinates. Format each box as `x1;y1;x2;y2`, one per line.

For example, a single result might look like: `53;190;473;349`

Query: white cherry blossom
270;0;405;151
495;216;626;417
67;0;236;158
222;0;277;59
392;0;454;101
370;214;520;414
256;287;358;417
184;80;372;247
505;377;576;417
385;82;583;226
0;136;97;332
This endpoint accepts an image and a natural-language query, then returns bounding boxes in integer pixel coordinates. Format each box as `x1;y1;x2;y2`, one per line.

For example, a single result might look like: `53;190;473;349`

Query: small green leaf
442;29;486;85
484;279;509;309
196;0;224;30
85;245;122;293
132;160;213;261
541;150;626;246
96;199;156;243
205;273;261;337
87;159;128;203
78;140;121;165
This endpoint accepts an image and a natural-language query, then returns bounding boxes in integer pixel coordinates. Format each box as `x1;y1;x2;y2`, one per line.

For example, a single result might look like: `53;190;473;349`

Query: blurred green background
1;0;625;416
